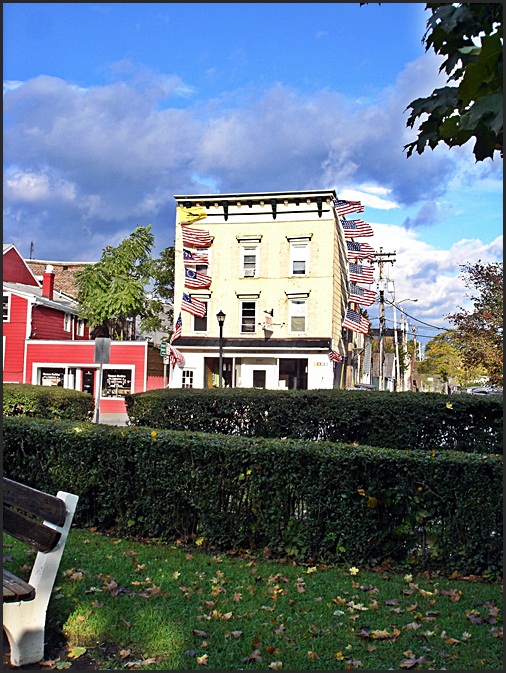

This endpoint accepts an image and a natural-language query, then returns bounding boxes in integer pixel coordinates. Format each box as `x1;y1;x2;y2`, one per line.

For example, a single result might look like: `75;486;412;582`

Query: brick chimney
42;264;55;300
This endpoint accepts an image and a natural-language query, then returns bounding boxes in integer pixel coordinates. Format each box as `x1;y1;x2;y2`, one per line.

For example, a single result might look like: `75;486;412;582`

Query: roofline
174;189;338;201
3;243;42;286
25;259;96;266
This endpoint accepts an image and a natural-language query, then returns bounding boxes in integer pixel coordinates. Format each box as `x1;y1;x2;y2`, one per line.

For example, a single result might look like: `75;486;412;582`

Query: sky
3;2;503;345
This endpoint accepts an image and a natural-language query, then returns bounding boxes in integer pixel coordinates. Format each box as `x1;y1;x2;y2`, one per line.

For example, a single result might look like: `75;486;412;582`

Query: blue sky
3;3;503;342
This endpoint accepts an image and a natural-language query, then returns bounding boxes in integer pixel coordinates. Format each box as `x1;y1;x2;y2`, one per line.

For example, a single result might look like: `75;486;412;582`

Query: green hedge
125;388;503;454
3;383;95;421
3;417;502;575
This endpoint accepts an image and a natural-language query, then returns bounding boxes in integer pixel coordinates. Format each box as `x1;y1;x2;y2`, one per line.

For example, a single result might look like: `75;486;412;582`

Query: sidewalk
96;413;129;426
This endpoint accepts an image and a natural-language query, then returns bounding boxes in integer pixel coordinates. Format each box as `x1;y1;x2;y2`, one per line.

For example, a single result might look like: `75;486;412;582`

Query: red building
3;244;149;413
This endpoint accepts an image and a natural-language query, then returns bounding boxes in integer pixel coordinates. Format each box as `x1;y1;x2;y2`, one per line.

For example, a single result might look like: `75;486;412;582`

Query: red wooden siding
31;305;74;340
2;293;29;383
3;248;39;286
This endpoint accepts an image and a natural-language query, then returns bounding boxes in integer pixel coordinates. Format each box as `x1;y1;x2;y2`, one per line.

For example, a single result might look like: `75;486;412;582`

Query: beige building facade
170;189;350;390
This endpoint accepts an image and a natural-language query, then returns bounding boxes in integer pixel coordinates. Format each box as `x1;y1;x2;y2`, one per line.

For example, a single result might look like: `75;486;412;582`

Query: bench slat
3;478;67;527
3;507;62;552
3;570;36;602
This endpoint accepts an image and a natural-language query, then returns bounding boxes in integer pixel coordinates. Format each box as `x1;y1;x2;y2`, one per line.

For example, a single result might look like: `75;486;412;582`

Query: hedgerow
3;383;94;421
125;388;503;454
3;417;502;575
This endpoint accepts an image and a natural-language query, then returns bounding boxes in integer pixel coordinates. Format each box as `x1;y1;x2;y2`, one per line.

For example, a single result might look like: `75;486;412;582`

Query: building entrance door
82;369;95;396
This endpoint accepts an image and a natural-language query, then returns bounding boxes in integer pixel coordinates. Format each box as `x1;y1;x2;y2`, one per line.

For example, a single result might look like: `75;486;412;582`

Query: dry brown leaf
307;651;320;661
268;662;283;670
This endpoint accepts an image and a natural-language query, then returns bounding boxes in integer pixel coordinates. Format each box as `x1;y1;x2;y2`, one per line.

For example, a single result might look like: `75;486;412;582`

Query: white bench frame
3;490;79;667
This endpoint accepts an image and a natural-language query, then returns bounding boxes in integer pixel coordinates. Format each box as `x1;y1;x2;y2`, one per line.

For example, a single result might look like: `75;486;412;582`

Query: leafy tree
76;225;163;340
446;261;503;385
151;245;175;303
417;331;485;387
404;3;503;161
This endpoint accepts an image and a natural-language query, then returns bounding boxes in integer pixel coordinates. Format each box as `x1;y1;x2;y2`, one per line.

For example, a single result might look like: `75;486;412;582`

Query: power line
383;299;454;332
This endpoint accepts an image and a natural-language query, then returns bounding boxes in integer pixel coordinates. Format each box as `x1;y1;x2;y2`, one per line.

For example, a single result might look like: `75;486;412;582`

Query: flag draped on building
182;292;207;318
170;312;182;343
184;268;212;289
346;241;376;261
181;227;212;248
169;344;185;368
333;199;365;216
349;262;374;284
177;205;208;224
328;350;343;362
341;218;374;238
349;283;376;307
183;248;209;266
342;308;370;334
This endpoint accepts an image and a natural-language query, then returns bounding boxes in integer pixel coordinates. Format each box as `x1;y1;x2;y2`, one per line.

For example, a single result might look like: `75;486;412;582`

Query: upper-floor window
289;299;307;333
193;300;208;332
241;301;256;333
3;294;10;322
290;242;309;276
77;319;85;337
241;245;258;278
63;313;72;332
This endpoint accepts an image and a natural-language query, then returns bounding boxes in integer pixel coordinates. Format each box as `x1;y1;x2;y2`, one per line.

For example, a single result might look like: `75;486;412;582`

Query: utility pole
372;248;396;391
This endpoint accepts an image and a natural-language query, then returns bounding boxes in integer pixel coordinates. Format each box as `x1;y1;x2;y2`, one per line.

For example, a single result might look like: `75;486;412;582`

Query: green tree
76;225;162;340
404;3;503;161
417;331;485;387
446;261;503;385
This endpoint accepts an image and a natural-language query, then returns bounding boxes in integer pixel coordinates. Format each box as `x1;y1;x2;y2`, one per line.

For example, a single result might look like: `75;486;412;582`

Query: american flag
349;283;376;307
346;241;376;261
333;199;365;216
177;205;207;224
184;268;212;289
183;248;209;266
181;226;212;248
349;263;375;284
328;350;343;362
169;344;185;368
182;292;207;318
170;312;182;343
342;308;370;334
341;218;374;238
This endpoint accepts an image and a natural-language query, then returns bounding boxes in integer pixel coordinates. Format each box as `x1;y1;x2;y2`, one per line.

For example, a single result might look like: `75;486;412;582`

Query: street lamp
392;298;417;391
216;310;226;388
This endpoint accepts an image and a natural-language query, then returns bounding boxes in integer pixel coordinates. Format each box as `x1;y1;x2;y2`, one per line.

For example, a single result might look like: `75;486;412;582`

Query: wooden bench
3;477;79;667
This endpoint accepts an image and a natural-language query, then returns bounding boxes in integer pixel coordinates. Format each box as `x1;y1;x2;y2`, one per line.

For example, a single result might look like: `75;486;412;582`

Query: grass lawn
3;528;503;670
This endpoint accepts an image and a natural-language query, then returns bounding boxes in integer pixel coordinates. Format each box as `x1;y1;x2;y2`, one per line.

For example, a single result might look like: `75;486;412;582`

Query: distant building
169;189;350;389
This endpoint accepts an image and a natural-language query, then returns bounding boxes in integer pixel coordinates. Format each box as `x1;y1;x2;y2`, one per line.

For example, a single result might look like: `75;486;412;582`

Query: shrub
125;388;503;454
3;417;502;575
3;383;94;421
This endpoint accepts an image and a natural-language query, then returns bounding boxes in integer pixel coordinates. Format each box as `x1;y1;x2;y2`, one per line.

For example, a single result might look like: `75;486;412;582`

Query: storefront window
40;368;65;387
101;369;133;397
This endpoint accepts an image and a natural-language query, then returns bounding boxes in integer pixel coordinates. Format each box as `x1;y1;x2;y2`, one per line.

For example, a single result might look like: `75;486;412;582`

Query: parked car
466;386;503;395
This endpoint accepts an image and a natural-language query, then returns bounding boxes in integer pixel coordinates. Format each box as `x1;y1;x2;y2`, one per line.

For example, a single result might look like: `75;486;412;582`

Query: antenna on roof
29;241;34;259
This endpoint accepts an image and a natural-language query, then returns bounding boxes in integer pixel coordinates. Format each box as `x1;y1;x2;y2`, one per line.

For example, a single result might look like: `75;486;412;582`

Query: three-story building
170;189;350;390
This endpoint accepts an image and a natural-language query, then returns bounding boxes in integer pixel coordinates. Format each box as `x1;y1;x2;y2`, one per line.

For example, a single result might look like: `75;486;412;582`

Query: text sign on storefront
94;338;111;364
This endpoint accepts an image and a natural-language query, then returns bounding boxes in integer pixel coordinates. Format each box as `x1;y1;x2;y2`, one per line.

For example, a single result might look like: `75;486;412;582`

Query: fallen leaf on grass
125;658;159;668
193;629;210;638
307;651;320;661
400;656;426;669
345;659;363;669
55;662;72;670
440;588;462;601
68;647;87;659
119;649;131;659
40;659;60;668
225;630;243;639
196;654;209;666
269;662;283;669
242;649;262;663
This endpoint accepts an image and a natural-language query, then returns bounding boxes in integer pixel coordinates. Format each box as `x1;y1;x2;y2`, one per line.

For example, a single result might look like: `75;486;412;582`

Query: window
182;370;194;388
77;320;85;337
241;301;256;333
241;245;258;278
290;242;309;276
63;313;72;332
3;294;10;322
101;369;133;397
289;300;306;333
194;300;208;332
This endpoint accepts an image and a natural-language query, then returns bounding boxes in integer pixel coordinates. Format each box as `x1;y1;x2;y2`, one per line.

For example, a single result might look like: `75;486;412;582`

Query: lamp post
216;310;226;388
